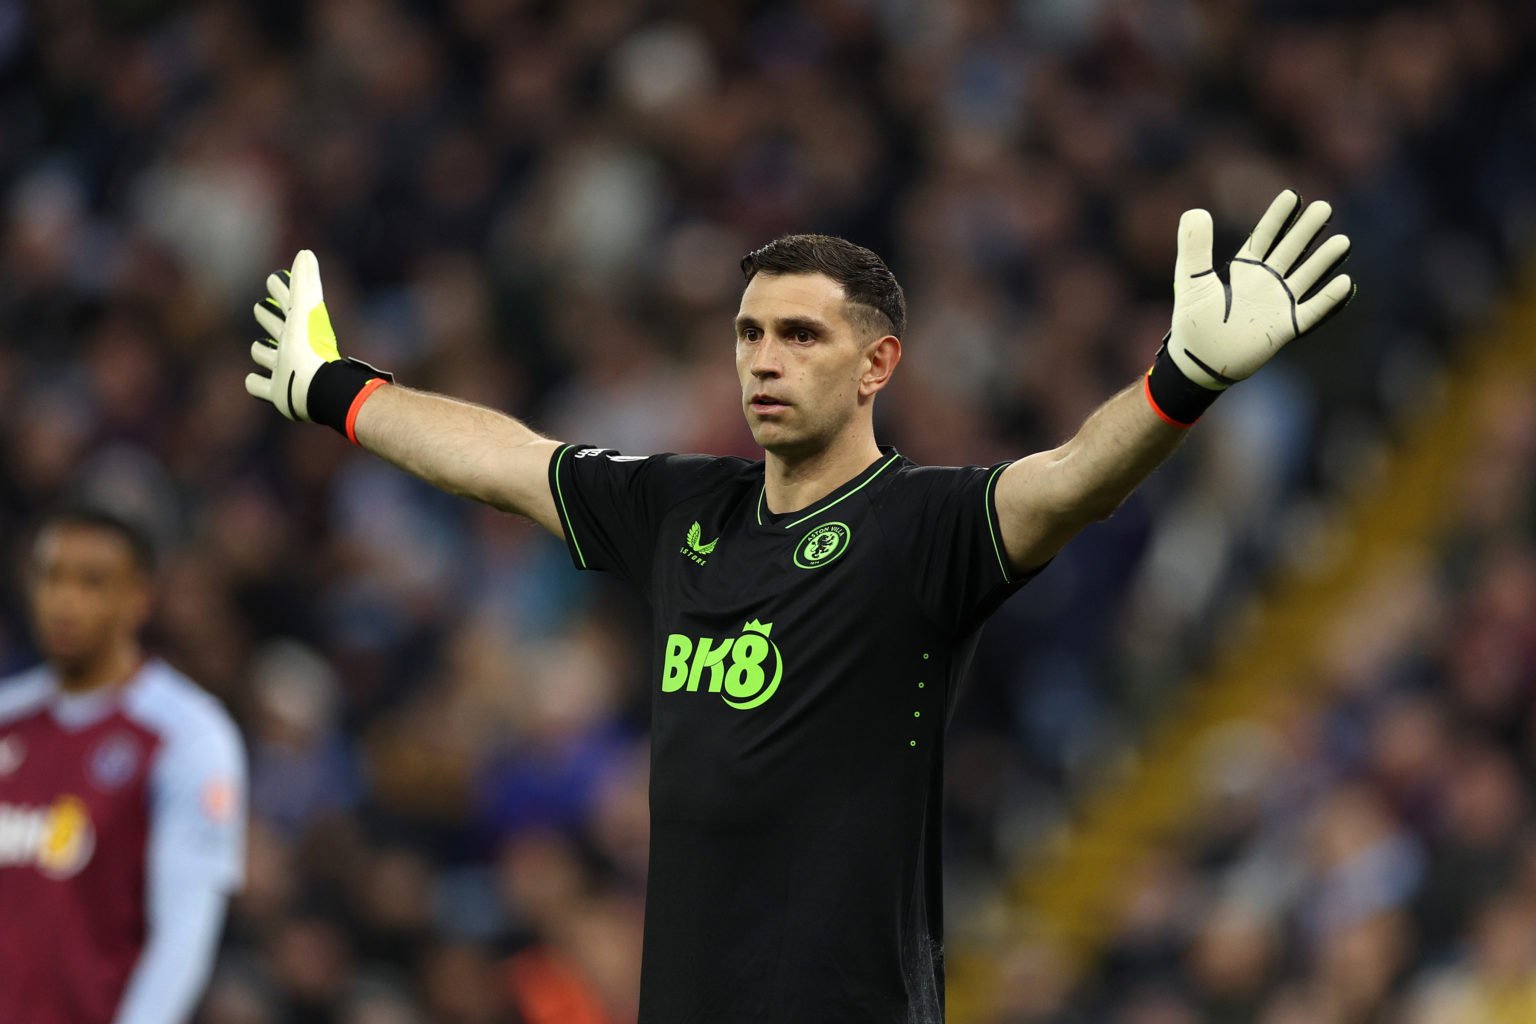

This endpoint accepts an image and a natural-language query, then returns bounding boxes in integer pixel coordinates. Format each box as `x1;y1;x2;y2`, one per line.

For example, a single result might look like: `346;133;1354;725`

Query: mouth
39;625;85;653
749;393;790;416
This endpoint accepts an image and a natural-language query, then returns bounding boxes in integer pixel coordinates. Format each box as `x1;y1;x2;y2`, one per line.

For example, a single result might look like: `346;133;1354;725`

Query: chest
0;713;157;877
657;503;902;624
645;499;949;716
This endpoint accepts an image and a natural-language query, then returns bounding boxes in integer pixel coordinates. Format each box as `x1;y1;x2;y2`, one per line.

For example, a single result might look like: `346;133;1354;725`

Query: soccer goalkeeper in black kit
247;191;1352;1022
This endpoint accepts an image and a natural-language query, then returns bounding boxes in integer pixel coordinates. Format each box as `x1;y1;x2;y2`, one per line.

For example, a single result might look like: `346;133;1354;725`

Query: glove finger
1236;190;1301;261
1266;200;1332;275
288;249;324;309
245;371;274;403
250;340;278;370
1287;234;1350;298
266;272;291;308
1295;273;1354;335
254;302;285;340
1173;208;1215;283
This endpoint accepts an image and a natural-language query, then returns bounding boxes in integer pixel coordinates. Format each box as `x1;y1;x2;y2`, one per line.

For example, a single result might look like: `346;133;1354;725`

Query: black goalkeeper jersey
548;443;1036;1024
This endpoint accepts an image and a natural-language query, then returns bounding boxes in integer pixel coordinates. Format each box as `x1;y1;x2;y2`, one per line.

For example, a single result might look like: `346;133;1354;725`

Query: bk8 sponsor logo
662;620;783;710
0;796;96;879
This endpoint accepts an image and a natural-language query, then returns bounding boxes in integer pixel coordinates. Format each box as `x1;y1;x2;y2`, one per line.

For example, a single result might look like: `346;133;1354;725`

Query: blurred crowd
990;380;1536;1023
1;0;1534;1020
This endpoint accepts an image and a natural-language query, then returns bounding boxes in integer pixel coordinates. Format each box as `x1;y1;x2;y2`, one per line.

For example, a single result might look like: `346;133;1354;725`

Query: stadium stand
955;272;1536;1022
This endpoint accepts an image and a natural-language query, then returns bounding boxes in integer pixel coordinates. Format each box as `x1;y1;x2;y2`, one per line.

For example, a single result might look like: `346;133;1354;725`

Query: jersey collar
755;446;902;530
46;655;152;732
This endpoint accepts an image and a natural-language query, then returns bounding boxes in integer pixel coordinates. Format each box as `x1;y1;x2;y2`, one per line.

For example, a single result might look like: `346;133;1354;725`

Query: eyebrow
733;314;835;336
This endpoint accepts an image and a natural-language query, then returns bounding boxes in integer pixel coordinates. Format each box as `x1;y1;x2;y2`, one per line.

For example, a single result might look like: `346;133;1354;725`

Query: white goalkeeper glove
248;249;392;440
1145;190;1355;425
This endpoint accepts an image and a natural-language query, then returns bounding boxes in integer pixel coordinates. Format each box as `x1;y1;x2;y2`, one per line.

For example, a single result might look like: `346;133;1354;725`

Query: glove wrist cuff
1144;342;1222;428
308;359;394;441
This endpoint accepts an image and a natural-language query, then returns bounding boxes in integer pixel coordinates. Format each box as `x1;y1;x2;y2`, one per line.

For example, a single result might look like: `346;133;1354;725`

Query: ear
860;334;901;397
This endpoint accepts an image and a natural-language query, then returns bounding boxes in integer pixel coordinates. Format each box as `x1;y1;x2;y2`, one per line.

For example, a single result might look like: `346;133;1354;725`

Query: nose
749;336;782;380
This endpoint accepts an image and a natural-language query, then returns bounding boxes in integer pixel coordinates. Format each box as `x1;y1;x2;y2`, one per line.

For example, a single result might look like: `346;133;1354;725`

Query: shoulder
0;666;53;726
880;458;1007;504
561;445;754;476
557;445;759;500
650;453;761;514
707;454;765;488
651;451;759;484
124;661;244;769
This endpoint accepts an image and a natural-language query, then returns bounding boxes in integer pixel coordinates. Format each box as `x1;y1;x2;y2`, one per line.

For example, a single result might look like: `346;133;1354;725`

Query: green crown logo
743;619;773;637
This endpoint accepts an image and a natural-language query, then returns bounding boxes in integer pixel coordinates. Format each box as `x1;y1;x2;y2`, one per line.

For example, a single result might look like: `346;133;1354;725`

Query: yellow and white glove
1145;190;1355;426
248;249;392;441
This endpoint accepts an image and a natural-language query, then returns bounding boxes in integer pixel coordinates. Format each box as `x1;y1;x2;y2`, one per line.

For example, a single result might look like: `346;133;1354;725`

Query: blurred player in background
246;191;1350;1022
0;507;247;1024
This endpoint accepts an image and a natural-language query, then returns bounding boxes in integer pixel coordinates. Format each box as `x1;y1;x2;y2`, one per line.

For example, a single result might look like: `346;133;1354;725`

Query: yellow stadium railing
947;263;1536;1022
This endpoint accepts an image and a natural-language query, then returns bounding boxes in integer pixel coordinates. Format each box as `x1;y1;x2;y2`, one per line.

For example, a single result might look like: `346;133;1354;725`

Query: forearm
996;380;1188;569
1044;380;1188;522
112;883;227;1024
351;385;563;533
245;256;564;534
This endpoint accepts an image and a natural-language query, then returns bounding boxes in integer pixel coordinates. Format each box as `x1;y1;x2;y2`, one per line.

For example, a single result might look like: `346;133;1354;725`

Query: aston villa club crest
89;734;140;790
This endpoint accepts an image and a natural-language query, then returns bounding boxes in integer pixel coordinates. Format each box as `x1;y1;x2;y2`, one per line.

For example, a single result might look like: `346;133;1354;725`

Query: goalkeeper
247;192;1351;1023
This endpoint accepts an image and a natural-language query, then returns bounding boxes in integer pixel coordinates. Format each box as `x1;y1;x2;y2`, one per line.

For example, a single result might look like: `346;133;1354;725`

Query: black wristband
307;358;394;437
1144;338;1222;427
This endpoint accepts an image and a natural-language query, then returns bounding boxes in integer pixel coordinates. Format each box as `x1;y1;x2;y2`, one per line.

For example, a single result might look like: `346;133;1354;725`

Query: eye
794;329;813;343
741;327;760;342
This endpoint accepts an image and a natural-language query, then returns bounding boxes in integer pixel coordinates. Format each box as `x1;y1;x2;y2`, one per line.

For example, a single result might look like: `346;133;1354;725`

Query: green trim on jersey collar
756;451;902;530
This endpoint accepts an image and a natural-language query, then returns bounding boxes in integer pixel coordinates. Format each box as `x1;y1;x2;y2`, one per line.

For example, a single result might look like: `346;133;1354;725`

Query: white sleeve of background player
111;882;228;1024
112;707;247;1024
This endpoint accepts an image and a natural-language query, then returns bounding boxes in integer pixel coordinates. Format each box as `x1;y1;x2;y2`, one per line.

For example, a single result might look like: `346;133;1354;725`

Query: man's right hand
248;249;392;440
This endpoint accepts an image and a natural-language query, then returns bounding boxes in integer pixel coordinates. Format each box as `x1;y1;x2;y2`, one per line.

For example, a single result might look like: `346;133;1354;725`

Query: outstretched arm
994;190;1355;572
351;386;563;535
246;251;564;536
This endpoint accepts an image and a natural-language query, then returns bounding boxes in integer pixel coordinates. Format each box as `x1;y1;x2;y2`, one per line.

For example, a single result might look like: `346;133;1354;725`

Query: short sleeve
148;710;246;891
884;462;1039;636
548;444;724;589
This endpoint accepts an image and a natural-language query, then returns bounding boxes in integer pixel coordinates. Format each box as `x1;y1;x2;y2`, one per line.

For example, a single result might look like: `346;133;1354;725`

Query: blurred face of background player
734;272;901;461
29;523;151;690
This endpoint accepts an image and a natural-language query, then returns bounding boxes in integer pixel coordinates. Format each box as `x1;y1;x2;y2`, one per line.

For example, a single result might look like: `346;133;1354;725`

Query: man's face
29;525;149;673
734;272;883;457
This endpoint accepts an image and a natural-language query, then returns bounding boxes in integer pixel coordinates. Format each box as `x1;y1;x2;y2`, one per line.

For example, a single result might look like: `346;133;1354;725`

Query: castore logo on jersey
662;619;783;710
680;521;719;566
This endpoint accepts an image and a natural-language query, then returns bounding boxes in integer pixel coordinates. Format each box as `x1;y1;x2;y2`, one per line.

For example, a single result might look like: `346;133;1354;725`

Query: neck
763;423;883;515
54;640;142;696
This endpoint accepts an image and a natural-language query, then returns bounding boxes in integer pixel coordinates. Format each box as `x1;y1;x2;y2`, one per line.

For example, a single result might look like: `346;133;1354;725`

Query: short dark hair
37;505;156;575
741;234;907;340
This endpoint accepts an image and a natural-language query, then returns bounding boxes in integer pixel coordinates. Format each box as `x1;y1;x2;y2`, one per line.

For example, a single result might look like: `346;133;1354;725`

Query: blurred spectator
246;639;363;836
